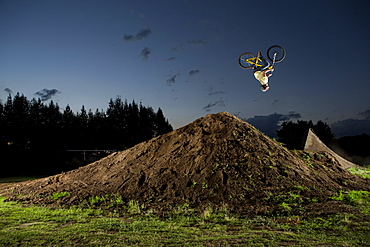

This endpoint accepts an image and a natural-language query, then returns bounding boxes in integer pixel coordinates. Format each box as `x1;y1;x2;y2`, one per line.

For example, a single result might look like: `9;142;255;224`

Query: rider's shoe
260;84;269;92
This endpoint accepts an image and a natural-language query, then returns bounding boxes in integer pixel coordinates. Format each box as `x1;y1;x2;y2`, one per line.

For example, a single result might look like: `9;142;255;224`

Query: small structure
304;128;357;169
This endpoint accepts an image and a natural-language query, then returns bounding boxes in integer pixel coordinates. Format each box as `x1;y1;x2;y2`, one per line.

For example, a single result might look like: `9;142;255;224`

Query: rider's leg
253;51;264;71
253;54;270;71
259;56;271;71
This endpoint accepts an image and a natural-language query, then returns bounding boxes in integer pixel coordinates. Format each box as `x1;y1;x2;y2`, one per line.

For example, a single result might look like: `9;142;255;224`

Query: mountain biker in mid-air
253;51;274;92
239;45;286;92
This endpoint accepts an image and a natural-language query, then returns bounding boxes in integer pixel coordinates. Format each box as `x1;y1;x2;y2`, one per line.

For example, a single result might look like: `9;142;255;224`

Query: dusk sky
1;0;369;137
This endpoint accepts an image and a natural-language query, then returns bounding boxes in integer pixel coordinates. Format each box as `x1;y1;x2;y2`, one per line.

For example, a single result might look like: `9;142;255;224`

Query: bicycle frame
247;55;264;68
239;45;285;70
246;53;275;69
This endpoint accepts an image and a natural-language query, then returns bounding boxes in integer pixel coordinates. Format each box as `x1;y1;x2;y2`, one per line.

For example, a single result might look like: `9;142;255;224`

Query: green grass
349;166;370;179
1;196;370;246
331;190;370;206
51;192;71;200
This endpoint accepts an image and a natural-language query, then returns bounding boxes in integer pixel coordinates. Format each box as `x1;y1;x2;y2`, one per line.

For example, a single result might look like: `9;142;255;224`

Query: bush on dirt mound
3;112;369;216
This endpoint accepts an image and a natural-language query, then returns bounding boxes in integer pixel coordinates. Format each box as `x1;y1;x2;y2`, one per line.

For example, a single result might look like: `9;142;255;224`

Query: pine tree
156;107;173;135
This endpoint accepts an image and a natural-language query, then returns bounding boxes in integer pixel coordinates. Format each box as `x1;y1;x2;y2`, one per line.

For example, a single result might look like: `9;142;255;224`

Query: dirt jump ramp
304;128;358;169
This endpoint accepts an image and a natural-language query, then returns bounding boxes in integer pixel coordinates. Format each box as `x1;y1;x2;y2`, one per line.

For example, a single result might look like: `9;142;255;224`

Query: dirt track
2;112;369;216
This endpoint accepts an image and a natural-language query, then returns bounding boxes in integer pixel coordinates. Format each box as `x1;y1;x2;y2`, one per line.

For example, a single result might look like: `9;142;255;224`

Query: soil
2;112;369;216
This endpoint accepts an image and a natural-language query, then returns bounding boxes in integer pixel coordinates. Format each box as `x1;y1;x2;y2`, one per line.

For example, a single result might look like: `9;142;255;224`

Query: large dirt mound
3;112;369;215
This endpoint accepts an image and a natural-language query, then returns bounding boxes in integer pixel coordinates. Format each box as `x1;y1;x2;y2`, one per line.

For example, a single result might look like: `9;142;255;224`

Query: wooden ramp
304;128;357;169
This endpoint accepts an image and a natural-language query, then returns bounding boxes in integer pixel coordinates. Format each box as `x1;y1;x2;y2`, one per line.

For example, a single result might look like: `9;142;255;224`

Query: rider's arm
262;69;274;77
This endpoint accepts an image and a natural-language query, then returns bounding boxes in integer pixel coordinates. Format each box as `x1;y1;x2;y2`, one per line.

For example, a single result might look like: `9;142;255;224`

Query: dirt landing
2;112;369;216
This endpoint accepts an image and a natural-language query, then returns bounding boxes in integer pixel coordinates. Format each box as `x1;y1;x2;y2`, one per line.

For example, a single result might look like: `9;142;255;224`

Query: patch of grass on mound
348;166;370;179
331;190;370;207
1;196;370;246
51;192;71;200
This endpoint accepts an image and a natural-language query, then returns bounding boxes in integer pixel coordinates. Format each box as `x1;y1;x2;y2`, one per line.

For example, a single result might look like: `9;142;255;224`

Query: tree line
1;92;368;177
0;93;173;177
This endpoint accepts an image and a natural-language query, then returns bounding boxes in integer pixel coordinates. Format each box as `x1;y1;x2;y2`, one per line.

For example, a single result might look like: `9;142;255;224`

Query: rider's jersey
253;71;268;85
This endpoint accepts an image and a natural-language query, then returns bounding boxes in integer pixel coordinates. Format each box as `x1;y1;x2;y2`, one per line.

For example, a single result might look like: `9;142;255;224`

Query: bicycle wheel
238;52;255;69
267;45;286;63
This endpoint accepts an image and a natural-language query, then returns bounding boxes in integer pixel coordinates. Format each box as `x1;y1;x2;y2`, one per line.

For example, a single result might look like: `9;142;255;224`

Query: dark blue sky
1;0;369;137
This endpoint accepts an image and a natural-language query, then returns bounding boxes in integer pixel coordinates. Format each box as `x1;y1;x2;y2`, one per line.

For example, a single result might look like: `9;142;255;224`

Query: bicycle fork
269;52;277;75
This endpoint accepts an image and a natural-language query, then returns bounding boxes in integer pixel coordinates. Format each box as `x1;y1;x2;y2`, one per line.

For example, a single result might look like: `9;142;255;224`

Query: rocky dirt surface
2;112;369;216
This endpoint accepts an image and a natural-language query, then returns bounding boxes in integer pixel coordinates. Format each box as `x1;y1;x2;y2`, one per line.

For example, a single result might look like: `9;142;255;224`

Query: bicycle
238;45;286;70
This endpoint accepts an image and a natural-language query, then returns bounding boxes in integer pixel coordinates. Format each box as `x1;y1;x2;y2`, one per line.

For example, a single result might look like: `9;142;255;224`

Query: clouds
329;109;370;137
140;47;152;60
34;88;60;101
166;73;180;86
3;88;59;102
123;28;153;60
170;45;185;53
165;56;176;61
244;112;301;138
165;69;201;86
4;88;13;94
331;119;370;137
330;109;370;137
189;70;200;76
122;27;208;63
208;86;225;96
241;109;370;138
123;28;152;42
203;98;225;112
359;109;370;119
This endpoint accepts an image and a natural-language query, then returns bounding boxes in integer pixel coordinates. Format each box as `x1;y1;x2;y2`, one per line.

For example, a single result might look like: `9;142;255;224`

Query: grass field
1;174;370;246
1;196;370;246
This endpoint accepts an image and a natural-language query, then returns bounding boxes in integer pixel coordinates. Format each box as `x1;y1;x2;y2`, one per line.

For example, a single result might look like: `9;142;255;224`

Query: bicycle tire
267;45;286;63
238;52;255;69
